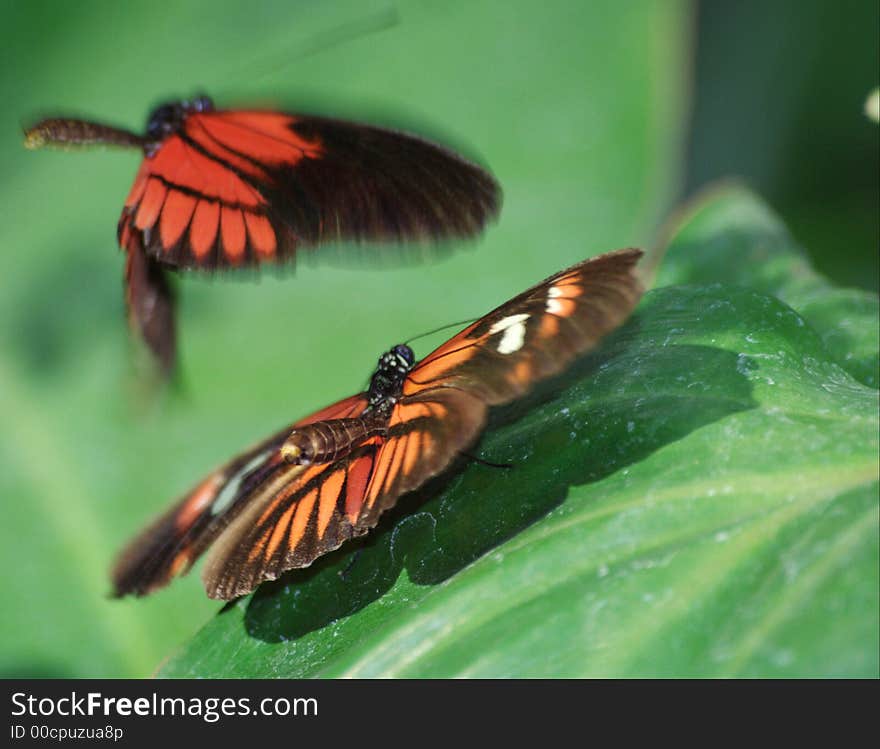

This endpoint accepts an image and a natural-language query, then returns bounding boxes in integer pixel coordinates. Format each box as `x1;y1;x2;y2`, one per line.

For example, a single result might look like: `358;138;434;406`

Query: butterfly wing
201;437;383;599
111;393;368;597
118;109;500;270
358;248;645;526
201;387;486;599
202;250;644;599
122;233;176;374
407;248;645;403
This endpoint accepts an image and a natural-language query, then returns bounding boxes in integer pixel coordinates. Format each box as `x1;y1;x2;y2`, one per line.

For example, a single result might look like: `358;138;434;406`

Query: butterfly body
282;343;415;464
281;415;387;465
142;95;214;153
24;96;500;374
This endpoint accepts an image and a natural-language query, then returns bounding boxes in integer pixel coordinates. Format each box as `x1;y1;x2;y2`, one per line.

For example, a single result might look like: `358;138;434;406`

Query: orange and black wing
360;248;646;526
202;250;644;599
201;387;484;599
118;109;500;270
407;248;645;404
111;393;368;597
201;436;384;599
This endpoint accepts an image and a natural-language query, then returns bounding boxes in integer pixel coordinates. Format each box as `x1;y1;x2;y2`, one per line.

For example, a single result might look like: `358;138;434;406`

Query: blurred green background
0;0;875;678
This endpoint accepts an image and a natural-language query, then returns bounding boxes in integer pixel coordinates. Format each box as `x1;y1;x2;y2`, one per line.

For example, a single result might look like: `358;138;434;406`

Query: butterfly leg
338;549;364;581
124;241;177;376
460;451;513;470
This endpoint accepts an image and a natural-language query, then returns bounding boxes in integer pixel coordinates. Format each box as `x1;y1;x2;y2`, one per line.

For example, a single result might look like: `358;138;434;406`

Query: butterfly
111;248;644;599
24;95;501;374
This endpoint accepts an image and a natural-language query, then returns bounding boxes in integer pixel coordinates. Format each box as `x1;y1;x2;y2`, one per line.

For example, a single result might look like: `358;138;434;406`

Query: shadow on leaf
239;311;757;644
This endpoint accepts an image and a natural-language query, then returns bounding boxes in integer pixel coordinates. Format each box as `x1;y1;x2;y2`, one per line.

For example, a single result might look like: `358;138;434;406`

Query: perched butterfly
111;249;644;599
24;95;500;374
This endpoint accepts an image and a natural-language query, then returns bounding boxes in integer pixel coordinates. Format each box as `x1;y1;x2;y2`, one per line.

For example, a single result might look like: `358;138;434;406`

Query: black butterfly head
145;95;214;144
392;344;416;368
368;344;415;407
186;95;214;114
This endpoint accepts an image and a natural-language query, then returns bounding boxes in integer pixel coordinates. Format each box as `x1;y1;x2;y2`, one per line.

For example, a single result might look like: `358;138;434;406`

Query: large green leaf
161;196;879;676
654;183;879;388
0;1;689;677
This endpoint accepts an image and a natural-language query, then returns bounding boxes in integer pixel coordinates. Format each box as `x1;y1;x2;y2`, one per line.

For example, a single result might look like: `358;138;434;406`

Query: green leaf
0;1;689;677
655;183;879;388
160;279;879;677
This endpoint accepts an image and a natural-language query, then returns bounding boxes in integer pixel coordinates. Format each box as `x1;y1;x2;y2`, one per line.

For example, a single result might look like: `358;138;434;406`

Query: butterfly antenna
404;318;479;347
223;6;400;89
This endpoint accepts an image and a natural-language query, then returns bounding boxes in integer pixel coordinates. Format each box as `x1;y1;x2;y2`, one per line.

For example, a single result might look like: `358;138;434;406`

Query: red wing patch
119;111;324;269
118;108;500;272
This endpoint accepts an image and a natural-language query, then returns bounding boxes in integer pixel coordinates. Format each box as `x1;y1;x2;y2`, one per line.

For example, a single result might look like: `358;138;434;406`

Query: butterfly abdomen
281;415;386;465
23;118;143;150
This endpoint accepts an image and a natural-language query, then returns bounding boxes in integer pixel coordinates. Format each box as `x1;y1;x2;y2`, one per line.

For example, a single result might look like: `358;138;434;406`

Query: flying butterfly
24;95;501;374
111;249;643;600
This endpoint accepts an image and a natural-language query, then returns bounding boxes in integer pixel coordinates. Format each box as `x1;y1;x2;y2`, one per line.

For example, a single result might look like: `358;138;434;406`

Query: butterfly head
392;344;416;368
368;344;415;407
145;95;214;147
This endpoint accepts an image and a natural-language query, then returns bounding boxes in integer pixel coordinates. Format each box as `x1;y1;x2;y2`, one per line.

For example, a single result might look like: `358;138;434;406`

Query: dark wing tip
123;242;178;377
566;247;646;298
279;115;504;247
109;517;181;599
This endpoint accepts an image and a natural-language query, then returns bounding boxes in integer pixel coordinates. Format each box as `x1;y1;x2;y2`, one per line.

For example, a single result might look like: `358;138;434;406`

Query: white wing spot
489;313;530;354
211;450;271;516
489;313;529;335
546;285;565;313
